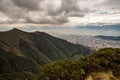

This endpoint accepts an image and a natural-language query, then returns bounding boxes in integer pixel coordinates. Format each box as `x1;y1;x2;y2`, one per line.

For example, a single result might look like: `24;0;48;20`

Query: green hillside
0;28;91;80
36;48;120;80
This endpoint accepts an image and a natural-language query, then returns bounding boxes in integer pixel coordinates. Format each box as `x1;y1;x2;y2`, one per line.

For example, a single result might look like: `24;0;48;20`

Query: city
60;35;120;50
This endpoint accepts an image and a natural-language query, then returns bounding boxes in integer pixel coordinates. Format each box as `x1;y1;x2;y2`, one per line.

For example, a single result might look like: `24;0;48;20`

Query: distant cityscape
59;35;120;50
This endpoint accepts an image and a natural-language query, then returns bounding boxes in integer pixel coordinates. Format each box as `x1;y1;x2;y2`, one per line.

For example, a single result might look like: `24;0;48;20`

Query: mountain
0;28;91;80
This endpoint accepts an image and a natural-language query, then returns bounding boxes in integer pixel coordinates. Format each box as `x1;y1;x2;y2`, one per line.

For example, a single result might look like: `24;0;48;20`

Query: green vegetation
0;71;36;80
0;29;91;80
30;32;91;61
82;48;120;77
1;29;120;80
36;60;85;80
36;48;120;80
0;48;40;73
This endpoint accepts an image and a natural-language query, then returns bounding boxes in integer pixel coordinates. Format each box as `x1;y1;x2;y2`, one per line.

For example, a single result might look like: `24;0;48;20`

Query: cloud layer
0;0;120;26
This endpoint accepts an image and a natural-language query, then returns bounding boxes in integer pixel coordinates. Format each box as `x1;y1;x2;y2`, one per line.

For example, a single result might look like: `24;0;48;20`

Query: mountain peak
12;28;18;30
10;28;23;32
0;28;30;48
6;28;28;35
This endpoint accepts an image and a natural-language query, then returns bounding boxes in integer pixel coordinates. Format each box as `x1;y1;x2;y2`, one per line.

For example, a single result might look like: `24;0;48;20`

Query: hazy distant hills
76;24;120;30
95;35;120;41
0;28;91;79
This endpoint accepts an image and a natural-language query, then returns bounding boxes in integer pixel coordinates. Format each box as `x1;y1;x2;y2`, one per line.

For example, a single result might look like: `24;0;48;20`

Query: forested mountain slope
0;28;91;80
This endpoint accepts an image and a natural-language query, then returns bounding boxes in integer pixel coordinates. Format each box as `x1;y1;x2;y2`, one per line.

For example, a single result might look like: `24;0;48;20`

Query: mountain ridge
0;28;91;78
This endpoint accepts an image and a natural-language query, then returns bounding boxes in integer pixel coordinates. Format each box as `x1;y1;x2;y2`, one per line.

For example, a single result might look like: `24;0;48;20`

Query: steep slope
0;28;91;78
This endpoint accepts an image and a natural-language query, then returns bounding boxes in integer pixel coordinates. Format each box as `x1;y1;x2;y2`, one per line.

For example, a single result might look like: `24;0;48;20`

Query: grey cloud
25;13;69;24
0;0;27;19
60;0;80;14
0;0;84;25
12;0;40;10
46;0;84;17
95;0;120;11
61;0;86;17
1;0;119;25
106;0;120;10
52;16;69;24
106;0;120;5
66;11;85;17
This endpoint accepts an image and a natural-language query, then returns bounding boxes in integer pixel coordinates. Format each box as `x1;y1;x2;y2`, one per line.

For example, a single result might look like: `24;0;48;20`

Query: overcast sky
0;0;120;29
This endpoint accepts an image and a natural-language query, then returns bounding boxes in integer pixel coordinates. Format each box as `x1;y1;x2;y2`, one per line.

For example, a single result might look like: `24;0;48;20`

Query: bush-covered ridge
82;48;120;76
36;48;120;80
36;60;85;80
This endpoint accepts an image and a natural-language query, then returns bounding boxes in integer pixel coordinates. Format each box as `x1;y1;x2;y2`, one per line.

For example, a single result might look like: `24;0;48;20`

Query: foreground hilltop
0;28;91;80
36;48;120;80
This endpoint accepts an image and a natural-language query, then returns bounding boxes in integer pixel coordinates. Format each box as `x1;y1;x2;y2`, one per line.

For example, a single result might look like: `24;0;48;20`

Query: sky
0;0;120;30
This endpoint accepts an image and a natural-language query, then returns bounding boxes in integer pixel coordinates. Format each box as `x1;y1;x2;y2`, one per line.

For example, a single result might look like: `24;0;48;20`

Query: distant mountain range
95;35;120;41
0;28;91;80
76;24;120;30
